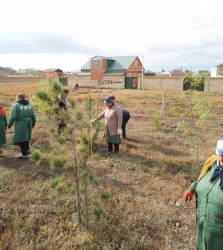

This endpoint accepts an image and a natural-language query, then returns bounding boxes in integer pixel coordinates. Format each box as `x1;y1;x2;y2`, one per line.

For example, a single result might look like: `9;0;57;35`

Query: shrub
50;178;59;188
50;156;68;168
75;108;83;120
93;205;104;219
30;150;41;161
40;154;50;166
100;191;110;200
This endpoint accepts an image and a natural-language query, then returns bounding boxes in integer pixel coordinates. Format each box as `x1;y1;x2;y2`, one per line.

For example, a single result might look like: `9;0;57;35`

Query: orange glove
183;190;194;201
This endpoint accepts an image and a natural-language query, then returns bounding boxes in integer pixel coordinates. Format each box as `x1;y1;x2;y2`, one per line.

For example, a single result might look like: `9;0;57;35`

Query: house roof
80;61;91;70
81;56;138;71
44;68;63;72
195;70;209;73
111;56;137;69
171;69;184;75
103;70;126;75
214;63;223;68
0;66;11;72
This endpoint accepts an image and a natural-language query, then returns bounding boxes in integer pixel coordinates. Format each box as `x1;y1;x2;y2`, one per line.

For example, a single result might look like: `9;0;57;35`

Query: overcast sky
0;0;223;72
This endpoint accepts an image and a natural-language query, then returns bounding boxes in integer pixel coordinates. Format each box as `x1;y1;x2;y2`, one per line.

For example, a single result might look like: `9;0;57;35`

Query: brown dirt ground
1;83;223;249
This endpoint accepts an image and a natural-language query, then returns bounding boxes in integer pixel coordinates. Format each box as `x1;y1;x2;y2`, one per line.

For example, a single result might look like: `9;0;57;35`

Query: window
134;60;138;68
94;61;100;68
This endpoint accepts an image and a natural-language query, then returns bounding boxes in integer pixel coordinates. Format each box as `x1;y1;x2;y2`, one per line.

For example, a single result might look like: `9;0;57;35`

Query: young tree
31;79;100;226
170;91;210;165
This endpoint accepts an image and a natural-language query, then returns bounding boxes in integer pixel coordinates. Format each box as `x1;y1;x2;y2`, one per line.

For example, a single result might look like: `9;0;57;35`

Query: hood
17;100;29;105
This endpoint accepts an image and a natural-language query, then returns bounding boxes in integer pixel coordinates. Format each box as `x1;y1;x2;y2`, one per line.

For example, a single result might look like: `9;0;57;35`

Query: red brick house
43;68;64;77
80;56;144;88
171;69;184;77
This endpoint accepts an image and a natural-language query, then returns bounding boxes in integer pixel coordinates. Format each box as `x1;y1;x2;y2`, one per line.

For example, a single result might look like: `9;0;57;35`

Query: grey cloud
0;32;105;55
144;37;223;71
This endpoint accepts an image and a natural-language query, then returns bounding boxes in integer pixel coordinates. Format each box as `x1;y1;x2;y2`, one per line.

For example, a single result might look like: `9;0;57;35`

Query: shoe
0;149;2;154
17;155;28;159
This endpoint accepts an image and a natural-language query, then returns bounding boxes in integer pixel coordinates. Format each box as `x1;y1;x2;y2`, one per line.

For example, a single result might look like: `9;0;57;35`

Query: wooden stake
84;174;89;230
160;93;165;118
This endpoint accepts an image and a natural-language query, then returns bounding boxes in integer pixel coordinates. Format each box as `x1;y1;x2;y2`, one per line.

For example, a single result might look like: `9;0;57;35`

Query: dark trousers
57;122;66;134
122;116;130;139
122;123;127;139
15;141;30;156
108;143;119;153
122;121;129;139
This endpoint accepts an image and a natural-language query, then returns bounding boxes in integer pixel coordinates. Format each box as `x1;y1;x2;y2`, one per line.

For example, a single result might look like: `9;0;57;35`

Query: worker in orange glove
183;137;223;250
183;190;193;201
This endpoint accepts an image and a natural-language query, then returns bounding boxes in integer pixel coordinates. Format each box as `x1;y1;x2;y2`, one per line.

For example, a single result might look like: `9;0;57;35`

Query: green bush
50;156;68;168
100;191;110;199
50;178;59;188
93;206;104;219
30;150;41;161
69;99;75;108
75;108;83;120
40;154;49;166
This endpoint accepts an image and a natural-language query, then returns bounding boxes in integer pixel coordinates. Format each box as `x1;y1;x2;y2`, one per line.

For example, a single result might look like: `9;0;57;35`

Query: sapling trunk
160;93;165;118
84;174;89;230
70;136;82;224
90;124;93;155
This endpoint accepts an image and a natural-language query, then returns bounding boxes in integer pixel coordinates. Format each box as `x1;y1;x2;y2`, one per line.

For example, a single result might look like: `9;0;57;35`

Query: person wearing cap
103;96;130;139
91;96;122;153
8;94;36;159
0;105;7;154
183;137;223;250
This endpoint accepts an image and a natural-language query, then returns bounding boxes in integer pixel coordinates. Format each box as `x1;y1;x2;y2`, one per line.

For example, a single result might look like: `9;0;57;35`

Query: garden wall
67;74;124;89
138;76;183;91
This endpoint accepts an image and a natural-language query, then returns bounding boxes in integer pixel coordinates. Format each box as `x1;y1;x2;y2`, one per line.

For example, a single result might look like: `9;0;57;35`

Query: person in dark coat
122;109;130;139
0;105;7;154
57;89;69;134
57;119;66;134
8;94;36;159
58;89;69;110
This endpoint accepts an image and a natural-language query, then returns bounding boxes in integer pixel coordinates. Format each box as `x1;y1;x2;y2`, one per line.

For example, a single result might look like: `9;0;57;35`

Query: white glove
90;118;97;124
117;129;122;135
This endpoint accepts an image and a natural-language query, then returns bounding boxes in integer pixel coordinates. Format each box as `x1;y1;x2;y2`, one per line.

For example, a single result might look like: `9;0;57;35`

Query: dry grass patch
1;83;223;249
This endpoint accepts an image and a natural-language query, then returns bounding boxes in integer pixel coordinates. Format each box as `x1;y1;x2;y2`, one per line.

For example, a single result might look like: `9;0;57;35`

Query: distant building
145;70;156;76
161;71;171;76
170;69;184;77
43;68;64;77
0;66;16;76
194;70;210;76
211;63;223;77
80;55;144;89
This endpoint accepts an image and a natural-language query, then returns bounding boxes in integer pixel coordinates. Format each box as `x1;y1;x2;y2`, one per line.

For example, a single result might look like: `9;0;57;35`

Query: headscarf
0;105;6;115
104;96;115;105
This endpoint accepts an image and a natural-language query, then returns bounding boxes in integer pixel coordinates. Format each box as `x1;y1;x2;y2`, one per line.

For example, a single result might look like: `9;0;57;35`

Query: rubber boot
114;143;119;153
108;143;113;152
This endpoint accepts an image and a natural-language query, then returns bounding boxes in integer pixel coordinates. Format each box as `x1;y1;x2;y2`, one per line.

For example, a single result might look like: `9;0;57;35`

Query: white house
211;63;223;77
